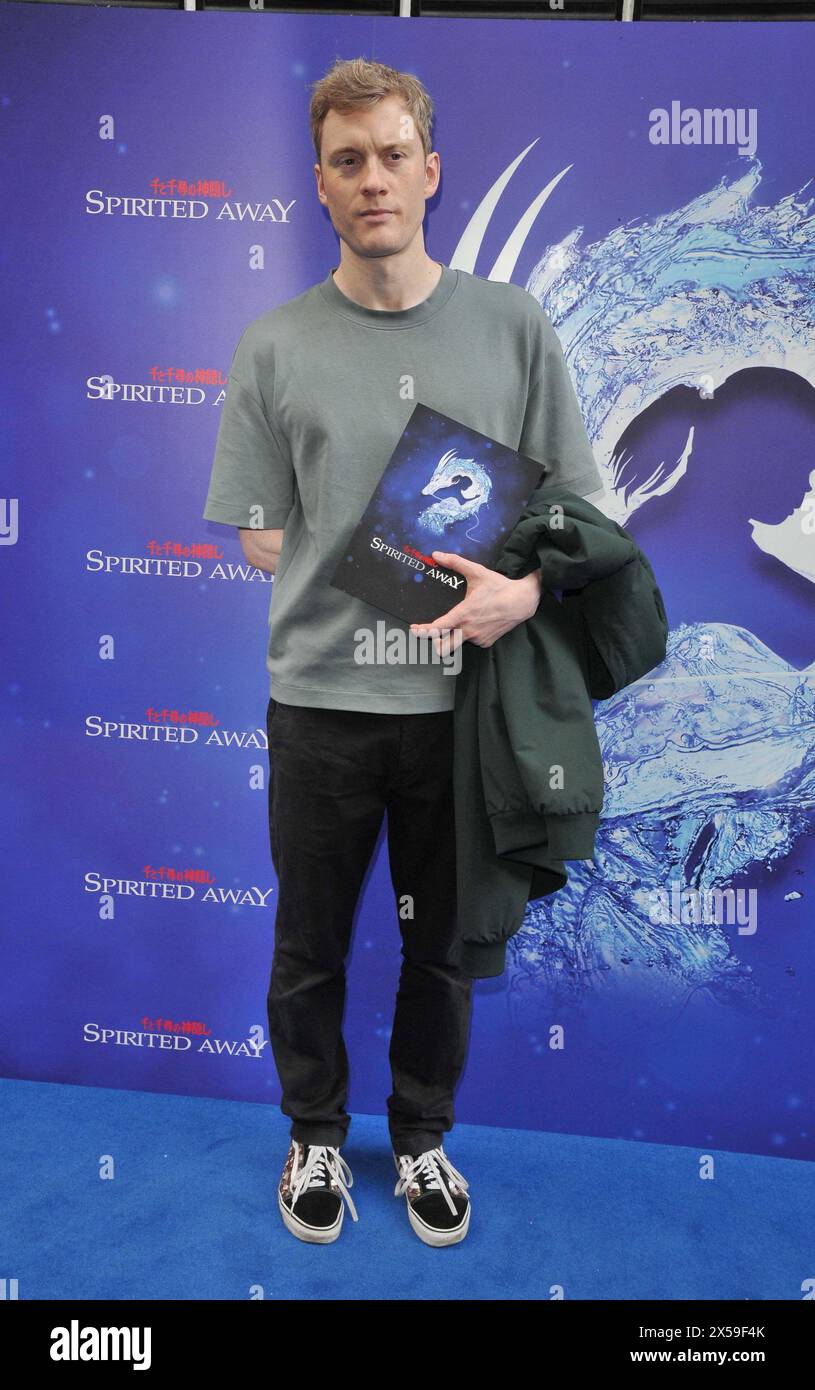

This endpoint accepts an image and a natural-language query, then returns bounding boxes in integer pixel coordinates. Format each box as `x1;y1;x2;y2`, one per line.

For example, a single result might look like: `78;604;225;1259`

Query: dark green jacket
453;480;669;979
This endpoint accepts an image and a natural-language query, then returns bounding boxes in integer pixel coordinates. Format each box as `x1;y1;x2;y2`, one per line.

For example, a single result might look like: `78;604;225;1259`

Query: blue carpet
1;1076;812;1300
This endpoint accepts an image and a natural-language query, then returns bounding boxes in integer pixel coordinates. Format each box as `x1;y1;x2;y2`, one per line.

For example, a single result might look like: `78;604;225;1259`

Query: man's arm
203;344;295;557
238;526;284;575
519;306;605;500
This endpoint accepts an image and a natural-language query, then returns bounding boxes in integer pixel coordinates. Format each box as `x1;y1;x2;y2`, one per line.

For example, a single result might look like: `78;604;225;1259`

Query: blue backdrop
2;4;814;1161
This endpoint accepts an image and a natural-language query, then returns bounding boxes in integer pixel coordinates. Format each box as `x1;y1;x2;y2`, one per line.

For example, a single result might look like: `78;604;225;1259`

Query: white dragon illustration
417;448;493;538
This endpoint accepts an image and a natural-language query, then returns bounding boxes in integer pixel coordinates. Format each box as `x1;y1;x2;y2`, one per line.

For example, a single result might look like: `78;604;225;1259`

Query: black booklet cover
328;403;545;625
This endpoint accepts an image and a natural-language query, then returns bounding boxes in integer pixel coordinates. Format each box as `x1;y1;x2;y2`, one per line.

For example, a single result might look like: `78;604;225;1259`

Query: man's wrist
509;567;543;619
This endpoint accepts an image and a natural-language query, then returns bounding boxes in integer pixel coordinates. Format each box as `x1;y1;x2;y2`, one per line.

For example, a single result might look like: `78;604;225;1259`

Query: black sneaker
278;1140;358;1243
393;1145;471;1246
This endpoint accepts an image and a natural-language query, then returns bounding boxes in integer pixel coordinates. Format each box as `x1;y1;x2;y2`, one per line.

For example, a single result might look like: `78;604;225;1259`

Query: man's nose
359;160;388;190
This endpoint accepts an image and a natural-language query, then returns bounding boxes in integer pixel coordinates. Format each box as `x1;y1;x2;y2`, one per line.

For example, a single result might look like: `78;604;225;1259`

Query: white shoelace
394;1146;470;1216
291;1144;359;1222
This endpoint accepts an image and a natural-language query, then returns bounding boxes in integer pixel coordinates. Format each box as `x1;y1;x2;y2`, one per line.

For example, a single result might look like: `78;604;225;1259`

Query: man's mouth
360;210;393;219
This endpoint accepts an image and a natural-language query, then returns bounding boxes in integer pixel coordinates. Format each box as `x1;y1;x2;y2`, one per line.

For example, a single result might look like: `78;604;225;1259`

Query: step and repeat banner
2;5;814;1159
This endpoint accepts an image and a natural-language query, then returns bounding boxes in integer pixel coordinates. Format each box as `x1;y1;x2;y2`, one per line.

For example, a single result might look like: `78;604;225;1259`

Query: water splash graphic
452;153;815;1019
529;160;815;522
454;155;815;526
507;621;815;1023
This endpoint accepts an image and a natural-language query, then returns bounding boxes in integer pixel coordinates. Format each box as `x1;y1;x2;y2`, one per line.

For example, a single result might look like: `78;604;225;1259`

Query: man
202;56;606;1248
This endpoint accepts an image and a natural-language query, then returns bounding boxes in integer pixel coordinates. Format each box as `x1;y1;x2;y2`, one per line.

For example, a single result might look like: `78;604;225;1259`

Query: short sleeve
518;312;604;499
203;366;295;531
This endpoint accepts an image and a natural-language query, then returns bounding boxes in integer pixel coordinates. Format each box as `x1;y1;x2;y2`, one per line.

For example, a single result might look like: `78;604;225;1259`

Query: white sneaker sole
278;1191;344;1244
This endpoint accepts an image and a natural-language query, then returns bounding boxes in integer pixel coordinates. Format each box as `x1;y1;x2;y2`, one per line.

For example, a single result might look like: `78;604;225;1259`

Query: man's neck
331;256;443;312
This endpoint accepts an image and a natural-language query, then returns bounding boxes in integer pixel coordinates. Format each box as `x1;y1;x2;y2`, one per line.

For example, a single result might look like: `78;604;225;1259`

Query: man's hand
409;551;543;655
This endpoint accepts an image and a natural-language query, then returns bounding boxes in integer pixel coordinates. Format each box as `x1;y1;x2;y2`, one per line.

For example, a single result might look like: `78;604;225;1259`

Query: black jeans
265;696;474;1157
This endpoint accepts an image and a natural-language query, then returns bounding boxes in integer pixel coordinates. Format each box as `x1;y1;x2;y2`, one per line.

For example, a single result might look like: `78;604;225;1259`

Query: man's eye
338;152;404;168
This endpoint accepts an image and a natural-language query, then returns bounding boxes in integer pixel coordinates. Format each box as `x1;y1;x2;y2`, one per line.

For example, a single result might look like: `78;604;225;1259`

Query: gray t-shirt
203;263;604;713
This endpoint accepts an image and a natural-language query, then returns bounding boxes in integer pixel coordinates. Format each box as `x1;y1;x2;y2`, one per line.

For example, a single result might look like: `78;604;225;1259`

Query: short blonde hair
309;56;435;166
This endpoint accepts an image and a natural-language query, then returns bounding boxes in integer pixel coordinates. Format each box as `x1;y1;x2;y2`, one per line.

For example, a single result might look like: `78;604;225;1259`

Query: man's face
314;94;440;262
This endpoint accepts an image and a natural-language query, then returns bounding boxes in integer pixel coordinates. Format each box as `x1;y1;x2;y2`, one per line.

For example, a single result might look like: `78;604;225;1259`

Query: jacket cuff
459;938;508;979
490;809;600;859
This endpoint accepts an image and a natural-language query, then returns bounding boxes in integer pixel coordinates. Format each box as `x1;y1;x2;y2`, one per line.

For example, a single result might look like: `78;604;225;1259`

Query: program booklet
328;403;545;626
